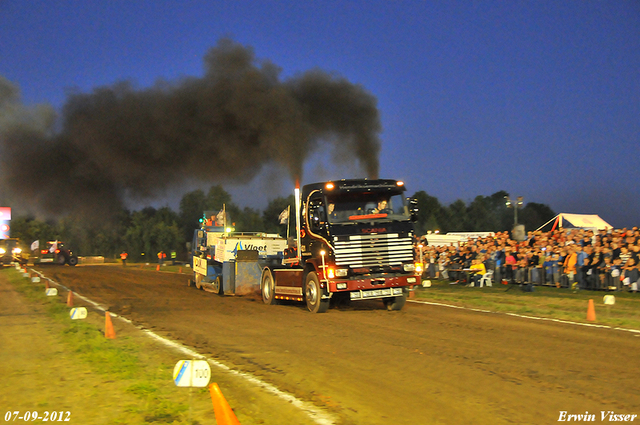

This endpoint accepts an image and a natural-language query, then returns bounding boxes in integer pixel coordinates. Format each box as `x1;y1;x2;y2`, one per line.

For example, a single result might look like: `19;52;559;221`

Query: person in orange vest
158;250;166;265
120;251;128;266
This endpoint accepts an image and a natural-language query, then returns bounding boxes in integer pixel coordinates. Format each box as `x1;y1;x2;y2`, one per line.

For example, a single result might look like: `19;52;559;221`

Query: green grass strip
416;278;640;330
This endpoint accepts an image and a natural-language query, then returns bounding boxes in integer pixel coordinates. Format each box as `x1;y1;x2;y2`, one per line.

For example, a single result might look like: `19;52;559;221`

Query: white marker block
31;276;41;283
46;288;58;296
603;295;615;305
173;360;211;387
23;273;30;278
70;307;88;320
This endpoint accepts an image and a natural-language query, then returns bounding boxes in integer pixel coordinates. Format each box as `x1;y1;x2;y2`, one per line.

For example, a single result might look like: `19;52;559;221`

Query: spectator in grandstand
599;256;614;289
505;248;517;283
528;248;542;284
619;246;631;265
468;258;486;287
622;258;639;292
564;245;578;289
610;257;623;290
514;257;528;283
544;252;560;287
576;245;589;289
611;242;621;259
630;244;640;264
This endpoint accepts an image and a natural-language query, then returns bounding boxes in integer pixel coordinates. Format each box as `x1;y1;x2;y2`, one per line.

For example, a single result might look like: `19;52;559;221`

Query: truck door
307;196;330;254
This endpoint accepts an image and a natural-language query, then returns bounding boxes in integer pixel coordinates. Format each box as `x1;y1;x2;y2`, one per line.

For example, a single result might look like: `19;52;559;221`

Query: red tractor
34;241;78;266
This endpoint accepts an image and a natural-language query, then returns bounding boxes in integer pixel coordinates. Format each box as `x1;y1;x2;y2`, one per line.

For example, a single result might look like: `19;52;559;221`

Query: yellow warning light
396;181;404;187
325;182;335;190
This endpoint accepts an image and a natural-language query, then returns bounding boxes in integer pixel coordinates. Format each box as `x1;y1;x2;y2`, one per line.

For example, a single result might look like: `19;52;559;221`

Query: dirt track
39;265;640;424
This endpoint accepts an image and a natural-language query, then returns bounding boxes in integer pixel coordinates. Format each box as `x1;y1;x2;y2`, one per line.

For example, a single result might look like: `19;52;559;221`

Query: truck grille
333;234;414;268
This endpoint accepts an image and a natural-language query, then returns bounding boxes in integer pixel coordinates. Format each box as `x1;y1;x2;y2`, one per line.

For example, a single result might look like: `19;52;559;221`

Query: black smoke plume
0;39;381;218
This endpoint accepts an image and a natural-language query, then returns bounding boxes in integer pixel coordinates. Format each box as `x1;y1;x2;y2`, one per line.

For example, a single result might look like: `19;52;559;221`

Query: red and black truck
261;179;420;313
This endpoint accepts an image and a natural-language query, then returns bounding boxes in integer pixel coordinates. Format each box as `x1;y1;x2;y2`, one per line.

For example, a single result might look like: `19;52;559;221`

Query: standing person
505;248;517;284
157;251;165;266
120;251;128;267
544;252;559;287
564;246;578;289
528;249;541;285
576;245;588;289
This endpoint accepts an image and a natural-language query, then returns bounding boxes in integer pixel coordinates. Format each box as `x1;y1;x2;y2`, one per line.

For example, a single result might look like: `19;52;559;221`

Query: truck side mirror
408;198;419;222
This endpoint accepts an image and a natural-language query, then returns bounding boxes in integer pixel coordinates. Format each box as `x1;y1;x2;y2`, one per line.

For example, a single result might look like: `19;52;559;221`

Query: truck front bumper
328;274;419;296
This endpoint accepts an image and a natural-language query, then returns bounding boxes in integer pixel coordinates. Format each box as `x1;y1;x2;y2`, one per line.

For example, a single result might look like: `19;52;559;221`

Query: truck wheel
56;255;66;265
383;293;407;311
305;272;329;313
68;256;78;266
212;275;223;295
261;269;278;305
194;273;203;290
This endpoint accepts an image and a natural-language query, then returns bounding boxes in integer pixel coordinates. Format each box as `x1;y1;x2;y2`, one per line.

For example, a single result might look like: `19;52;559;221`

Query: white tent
536;213;613;231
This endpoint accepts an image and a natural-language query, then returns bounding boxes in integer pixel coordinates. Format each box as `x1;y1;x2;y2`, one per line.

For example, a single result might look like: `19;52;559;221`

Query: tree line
8;185;554;261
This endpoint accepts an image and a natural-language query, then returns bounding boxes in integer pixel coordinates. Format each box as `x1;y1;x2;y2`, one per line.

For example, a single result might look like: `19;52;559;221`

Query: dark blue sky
1;1;638;228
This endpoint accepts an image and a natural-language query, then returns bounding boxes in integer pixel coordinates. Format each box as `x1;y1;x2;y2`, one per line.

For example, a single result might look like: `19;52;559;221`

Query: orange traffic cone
105;312;116;339
45;280;50;289
179;267;182;274
156;264;160;271
587;299;596;322
67;291;74;307
209;383;241;425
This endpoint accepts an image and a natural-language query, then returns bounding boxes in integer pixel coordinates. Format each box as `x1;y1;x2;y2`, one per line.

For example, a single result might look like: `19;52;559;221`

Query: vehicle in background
0;238;27;266
190;210;286;295
32;241;78;266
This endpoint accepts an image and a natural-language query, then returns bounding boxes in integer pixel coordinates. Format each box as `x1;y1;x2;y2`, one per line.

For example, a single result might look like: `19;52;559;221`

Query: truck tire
194;273;203;290
304;272;329;313
68;256;78;266
212;275;223;295
56;255;66;265
383;293;407;311
261;268;278;305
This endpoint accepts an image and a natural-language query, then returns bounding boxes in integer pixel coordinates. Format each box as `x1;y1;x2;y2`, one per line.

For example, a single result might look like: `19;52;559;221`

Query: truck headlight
336;283;347;290
0;248;5;254
415;262;423;273
336;268;348;277
403;263;415;272
12;248;22;254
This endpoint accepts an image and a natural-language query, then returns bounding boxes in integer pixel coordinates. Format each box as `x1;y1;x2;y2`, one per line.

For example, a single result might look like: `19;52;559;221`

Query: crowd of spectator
415;227;640;292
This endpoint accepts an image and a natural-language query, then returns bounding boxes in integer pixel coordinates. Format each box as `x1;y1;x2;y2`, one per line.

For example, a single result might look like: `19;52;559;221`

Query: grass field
415;278;640;330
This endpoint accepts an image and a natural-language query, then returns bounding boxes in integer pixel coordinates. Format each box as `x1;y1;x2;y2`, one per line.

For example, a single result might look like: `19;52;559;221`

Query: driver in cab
372;198;391;214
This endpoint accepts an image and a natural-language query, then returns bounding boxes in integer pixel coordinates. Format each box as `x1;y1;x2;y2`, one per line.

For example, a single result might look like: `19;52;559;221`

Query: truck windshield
326;192;409;223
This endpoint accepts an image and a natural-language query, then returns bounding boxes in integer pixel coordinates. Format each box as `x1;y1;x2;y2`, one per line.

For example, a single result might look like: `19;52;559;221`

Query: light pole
504;195;523;225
